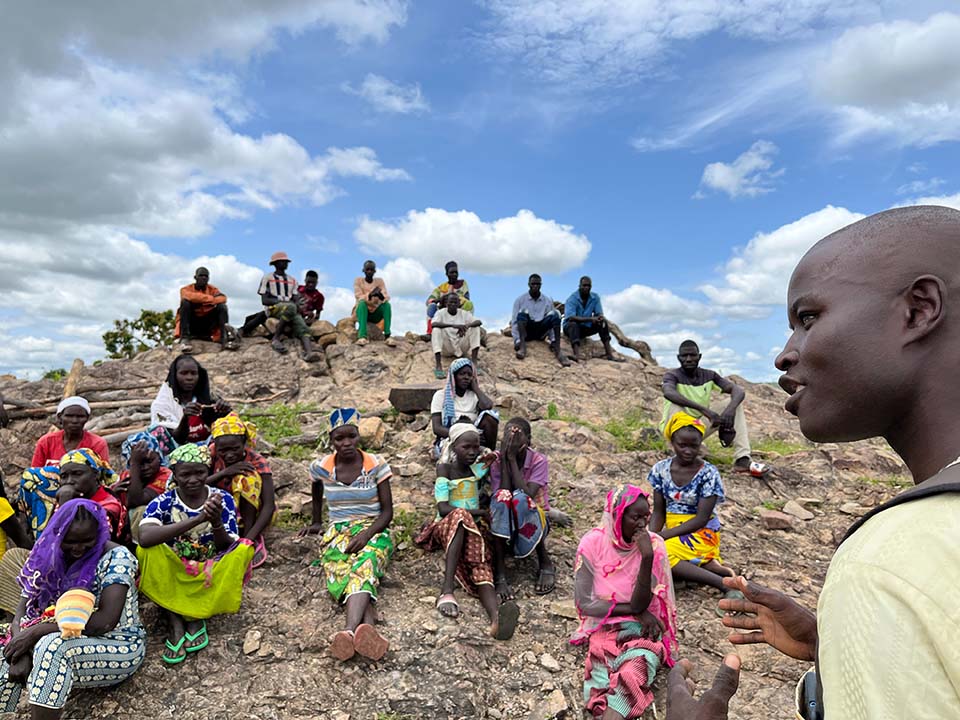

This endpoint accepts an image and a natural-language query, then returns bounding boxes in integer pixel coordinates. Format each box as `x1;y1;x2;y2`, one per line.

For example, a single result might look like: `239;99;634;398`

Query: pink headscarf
571;484;678;665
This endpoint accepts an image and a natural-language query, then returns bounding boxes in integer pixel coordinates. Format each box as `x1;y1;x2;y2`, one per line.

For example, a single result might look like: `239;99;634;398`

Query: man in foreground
669;205;960;719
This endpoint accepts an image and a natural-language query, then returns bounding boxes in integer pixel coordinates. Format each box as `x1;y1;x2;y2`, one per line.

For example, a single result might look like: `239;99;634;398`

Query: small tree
102;309;176;359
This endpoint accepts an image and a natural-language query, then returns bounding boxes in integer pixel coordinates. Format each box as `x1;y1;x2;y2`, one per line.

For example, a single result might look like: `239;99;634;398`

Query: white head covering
56;396;91;415
447;422;480;447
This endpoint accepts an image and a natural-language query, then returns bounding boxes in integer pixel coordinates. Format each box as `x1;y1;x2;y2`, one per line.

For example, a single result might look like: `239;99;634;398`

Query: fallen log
607;322;655;364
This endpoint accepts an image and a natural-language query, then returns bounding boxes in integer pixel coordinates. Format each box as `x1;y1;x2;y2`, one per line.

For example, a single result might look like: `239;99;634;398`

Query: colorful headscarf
664;411;706;441
120;430;168;470
442;358;473;428
329;408;360;430
18;499;110;622
19;466;60;538
212;412;258;445
58;448;119;486
168;443;211;466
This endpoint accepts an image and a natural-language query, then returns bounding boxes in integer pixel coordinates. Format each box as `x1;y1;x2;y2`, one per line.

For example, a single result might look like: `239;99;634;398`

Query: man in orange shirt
175;267;233;352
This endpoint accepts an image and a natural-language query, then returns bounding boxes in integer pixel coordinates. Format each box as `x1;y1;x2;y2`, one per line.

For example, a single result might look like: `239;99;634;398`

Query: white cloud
603;285;714;330
697;140;784;198
343;73;429;114
897;191;960;212
379;258;435;297
814;12;960;146
355;208;591;275
699;205;865;310
896;178;946;195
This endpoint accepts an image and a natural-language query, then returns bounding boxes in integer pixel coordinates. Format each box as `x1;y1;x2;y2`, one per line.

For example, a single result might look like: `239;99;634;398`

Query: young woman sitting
149;354;231;450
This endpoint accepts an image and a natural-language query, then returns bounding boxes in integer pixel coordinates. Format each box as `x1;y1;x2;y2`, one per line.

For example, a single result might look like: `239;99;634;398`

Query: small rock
419;595;437;605
358;417;386;450
243;629;262;655
526;688;568;719
796;497;823;508
840;502;866;516
782;500;815;521
397;462;425;477
488;709;503;719
522;651;537;665
423;621;439;634
541;681;555;692
549;600;578;620
759;510;794;530
329;712;350;720
540;653;561;673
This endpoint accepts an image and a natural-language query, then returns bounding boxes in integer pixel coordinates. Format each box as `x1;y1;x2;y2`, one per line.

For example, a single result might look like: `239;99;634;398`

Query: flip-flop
162;635;188;665
434;369;446;379
717;589;747;617
495;600;520;641
436;593;459;618
534;567;556;595
354;623;389;661
184;621;209;653
251;535;268;569
330;630;355;661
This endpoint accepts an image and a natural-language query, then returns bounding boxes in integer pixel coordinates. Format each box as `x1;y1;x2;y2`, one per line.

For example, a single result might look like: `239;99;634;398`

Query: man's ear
902;275;946;345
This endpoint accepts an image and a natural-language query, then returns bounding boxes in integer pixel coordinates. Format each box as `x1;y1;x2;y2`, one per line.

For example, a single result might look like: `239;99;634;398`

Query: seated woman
57;449;126;543
415;423;519;641
300;409;394;662
31;396;109;468
572;485;678;720
137;444;254;665
149;354;231;451
430;358;498;457
111;432;172;544
489;417;554;597
208;414;275;565
648;413;740;605
0;499;145;718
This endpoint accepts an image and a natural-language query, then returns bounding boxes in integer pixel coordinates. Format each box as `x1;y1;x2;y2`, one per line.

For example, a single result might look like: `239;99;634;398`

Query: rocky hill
0;330;909;720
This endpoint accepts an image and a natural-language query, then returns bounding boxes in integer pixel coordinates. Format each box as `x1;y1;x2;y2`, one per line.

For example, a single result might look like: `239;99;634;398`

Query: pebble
419;595;437;605
526;688;568;719
522;651;537;665
759;510;794;530
423;621;439;634
243;629;262;655
487;709;503;719
839;502;866;516
539;653;561;673
549;600;578;620
782;500;815;521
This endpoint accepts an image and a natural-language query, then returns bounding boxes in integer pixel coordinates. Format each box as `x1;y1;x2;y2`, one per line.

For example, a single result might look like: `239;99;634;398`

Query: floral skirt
318;519;393;602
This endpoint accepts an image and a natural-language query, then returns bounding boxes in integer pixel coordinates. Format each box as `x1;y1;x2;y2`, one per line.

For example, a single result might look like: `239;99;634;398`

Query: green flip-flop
184;621;209;653
162;635;187;665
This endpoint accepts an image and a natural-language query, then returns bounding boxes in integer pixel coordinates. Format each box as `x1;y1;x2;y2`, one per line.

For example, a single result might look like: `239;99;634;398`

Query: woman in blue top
648;413;741;606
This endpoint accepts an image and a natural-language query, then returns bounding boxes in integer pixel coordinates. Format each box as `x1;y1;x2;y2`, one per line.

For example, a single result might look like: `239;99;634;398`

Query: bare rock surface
0;333;909;719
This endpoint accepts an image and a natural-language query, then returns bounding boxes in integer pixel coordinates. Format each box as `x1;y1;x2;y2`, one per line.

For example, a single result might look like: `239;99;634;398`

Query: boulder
760;510;794;530
358;417;386;450
782;499;815;521
308;320;336;339
389;384;442;414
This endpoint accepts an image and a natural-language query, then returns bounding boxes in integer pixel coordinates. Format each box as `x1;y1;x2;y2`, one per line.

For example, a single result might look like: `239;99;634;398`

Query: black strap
840;480;960;544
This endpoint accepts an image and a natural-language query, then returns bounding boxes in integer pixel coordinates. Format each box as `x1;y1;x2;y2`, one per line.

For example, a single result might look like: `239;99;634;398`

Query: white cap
56;396;91;415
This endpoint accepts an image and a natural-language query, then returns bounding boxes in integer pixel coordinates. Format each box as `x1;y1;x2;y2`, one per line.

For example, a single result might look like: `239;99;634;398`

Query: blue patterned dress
0;545;145;711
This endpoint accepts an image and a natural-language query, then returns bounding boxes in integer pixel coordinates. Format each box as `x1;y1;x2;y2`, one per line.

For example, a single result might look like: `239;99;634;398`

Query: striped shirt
258;272;299;302
310;451;391;525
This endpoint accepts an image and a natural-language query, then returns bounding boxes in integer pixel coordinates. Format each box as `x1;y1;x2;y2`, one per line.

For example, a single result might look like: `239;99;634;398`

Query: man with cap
242;252;322;361
30;396;109;467
353;260;396;347
174;266;236;353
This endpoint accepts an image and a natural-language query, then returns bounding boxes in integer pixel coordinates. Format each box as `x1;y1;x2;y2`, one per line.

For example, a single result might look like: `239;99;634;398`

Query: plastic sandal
494;600;520;640
436;593;459;618
163;635;188;665
354;623;389;661
433;369;446;379
330;630;355;661
184;621;208;653
251;535;268;569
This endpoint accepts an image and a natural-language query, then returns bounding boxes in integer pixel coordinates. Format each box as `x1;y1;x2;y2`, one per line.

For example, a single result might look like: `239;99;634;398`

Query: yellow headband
664;412;706;441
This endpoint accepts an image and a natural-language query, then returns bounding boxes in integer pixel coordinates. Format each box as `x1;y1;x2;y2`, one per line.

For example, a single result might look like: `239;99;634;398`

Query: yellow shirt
818;494;960;719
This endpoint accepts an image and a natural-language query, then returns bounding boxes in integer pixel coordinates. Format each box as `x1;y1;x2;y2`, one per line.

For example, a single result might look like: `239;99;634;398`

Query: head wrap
663;412;706;441
603;484;650;551
18;499;109;622
168;443;211;466
448;422;480;447
211;412;258;445
57;396;90;416
59;448;119;486
120;431;167;470
442;358;474;428
329;408;360;430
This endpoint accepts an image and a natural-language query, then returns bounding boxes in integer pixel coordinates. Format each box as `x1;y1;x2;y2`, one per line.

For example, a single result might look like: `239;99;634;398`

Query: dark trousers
516;311;560;345
563;319;610;345
180;300;227;341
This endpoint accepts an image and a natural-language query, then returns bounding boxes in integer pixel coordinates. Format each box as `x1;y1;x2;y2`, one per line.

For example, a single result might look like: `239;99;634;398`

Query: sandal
494;600;520;641
535;567;556;595
271;339;288;354
162;635;188;665
184;621;209;653
354;623;389;661
434;368;446;379
330;630;355;661
179;342;194;355
734;461;770;477
251;535;268;569
436;593;459;618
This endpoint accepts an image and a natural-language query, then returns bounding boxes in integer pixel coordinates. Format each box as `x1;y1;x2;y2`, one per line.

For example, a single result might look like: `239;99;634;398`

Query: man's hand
717;411;736;431
719;576;818;661
456;326;467;337
667;656;741;720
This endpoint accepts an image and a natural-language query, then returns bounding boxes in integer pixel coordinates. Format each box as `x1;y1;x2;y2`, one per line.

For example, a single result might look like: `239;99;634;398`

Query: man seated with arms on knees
563;275;621;363
426;261;473;335
298;270;325;327
243;251;322;362
511;274;570;367
431;293;482;379
660;340;767;477
175;266;237;353
354;260;396;347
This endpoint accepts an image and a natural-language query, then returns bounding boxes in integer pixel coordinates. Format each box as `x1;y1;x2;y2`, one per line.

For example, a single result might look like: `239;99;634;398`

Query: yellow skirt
663;513;722;567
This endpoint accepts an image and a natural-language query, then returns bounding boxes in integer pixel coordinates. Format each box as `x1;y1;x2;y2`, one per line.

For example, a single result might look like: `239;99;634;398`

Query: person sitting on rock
489;417;564;597
299;409;395;662
563;276;621;363
174;266;237;353
511;274;570;367
137;443;254;665
572;484;678;719
110;431;173;544
57;449;127;542
426;261;473;335
431;292;482;379
648;413;741;607
31;396;109;468
660;339;767;477
298;270;325;326
207;413;275;567
150;354;231;450
353;260;396;347
415;423;520;640
431;358;499;456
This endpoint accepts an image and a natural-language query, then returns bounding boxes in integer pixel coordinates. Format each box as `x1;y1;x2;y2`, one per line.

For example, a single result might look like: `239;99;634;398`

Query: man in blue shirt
511;274;571;367
562;276;621;362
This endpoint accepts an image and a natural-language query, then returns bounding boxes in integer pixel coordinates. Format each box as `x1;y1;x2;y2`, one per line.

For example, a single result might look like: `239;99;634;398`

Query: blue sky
2;0;960;379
